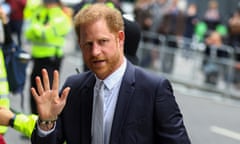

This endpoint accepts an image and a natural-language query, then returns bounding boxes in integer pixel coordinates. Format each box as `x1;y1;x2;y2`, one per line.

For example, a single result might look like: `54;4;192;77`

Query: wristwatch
8;115;16;128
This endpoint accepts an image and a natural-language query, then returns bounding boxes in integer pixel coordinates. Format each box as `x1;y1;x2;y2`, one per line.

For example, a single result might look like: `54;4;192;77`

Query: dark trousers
9;20;23;47
30;57;62;114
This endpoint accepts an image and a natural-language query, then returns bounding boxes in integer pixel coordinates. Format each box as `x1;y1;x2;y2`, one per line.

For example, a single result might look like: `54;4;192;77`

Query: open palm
31;69;70;121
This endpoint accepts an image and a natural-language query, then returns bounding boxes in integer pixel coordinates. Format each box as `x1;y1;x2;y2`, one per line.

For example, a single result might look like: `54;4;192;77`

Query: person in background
133;0;153;32
227;8;240;48
30;3;190;143
24;0;72;114
123;17;141;65
6;0;27;47
23;0;42;22
157;0;186;73
182;3;199;59
227;8;240;88
149;0;172;34
184;3;198;40
0;5;11;143
202;31;230;85
203;0;221;31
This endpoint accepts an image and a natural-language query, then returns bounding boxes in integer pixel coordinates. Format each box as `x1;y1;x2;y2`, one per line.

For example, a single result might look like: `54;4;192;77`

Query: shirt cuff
37;122;56;137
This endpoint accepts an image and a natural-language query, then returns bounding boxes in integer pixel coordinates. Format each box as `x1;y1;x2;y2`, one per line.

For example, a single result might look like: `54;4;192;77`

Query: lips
93;59;104;63
92;59;106;67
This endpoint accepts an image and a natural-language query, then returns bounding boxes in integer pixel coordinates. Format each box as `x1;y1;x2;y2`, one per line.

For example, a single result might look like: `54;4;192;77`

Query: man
31;3;191;144
6;0;27;47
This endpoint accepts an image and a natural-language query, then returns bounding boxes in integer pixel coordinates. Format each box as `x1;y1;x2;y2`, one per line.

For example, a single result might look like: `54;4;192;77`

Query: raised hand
31;68;70;121
0;6;8;24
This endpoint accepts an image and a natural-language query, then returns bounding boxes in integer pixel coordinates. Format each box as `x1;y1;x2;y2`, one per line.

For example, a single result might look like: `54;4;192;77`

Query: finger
31;87;39;102
60;87;70;103
42;68;50;90
52;70;59;91
35;76;44;95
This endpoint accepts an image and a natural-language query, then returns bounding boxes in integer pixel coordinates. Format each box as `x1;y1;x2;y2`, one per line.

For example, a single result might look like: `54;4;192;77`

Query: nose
91;43;101;56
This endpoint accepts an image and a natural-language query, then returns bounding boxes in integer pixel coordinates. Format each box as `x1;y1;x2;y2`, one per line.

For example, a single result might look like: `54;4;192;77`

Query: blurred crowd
133;0;240;87
133;0;239;47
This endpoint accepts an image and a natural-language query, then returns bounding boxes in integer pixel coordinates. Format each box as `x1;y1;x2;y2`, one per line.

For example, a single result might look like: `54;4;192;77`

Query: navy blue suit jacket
31;61;191;144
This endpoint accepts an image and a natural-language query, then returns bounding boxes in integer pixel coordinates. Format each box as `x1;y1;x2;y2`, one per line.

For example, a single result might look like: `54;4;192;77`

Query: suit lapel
110;61;136;144
80;75;96;143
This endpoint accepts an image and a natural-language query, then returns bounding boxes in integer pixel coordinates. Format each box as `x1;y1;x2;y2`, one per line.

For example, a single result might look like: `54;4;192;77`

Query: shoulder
63;71;95;88
126;61;168;83
130;65;174;99
136;65;166;79
134;65;171;88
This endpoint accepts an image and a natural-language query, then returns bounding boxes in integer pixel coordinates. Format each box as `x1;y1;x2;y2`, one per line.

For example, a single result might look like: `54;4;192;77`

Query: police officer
23;0;42;21
24;0;72;114
0;47;9;143
0;6;10;143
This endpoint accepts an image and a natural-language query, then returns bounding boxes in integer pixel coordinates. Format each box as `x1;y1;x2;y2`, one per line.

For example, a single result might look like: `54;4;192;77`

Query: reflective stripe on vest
0;49;10;134
0;78;9;96
31;44;63;58
0;50;9;96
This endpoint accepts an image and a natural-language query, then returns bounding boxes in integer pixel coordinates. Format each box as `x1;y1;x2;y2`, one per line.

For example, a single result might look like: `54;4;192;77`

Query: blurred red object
0;135;6;144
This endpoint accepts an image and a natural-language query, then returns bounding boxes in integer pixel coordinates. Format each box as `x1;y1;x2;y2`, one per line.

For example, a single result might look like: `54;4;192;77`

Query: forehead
79;19;113;41
81;19;109;33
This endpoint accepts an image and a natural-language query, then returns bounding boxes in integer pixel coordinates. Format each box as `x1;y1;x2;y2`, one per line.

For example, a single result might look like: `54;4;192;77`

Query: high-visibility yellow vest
82;1;115;9
23;0;42;21
25;5;72;58
0;49;10;134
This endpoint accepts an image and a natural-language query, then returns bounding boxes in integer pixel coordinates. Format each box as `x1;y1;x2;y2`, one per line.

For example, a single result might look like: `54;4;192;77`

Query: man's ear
118;30;125;45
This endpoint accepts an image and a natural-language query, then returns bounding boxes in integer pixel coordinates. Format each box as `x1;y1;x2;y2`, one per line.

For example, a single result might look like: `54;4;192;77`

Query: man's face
79;19;125;79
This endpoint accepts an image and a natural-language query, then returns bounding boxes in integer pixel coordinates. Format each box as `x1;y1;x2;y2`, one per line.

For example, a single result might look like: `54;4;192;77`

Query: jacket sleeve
154;78;191;143
3;23;14;45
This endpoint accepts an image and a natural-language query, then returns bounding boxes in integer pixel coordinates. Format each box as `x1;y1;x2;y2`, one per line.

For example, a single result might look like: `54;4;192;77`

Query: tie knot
97;80;105;90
